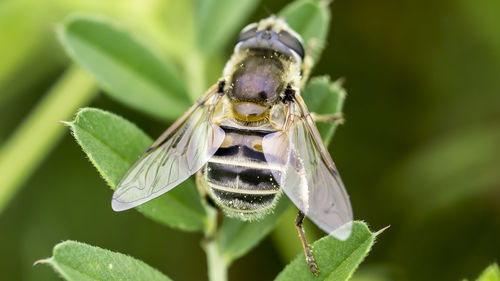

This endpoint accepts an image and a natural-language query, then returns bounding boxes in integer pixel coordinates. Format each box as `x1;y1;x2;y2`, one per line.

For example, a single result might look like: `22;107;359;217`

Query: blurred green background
1;0;499;280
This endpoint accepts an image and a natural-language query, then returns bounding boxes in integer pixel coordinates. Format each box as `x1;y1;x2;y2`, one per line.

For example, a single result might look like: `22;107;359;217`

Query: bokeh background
1;0;499;280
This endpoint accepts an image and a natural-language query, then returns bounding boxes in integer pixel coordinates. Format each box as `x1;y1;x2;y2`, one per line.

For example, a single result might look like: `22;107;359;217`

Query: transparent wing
262;95;353;240
112;85;225;211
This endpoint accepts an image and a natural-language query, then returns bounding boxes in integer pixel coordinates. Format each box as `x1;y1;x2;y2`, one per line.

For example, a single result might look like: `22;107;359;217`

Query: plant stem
203;207;228;281
0;66;97;213
205;239;228;281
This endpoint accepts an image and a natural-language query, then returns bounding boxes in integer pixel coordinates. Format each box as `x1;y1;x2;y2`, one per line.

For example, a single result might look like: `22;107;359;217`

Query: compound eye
278;30;305;59
237;27;258;43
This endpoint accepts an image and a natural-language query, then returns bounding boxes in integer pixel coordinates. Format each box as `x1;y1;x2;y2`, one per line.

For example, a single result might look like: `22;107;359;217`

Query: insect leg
310;112;344;124
196;170;223;237
299;38;318;88
196;171;208;198
294;211;319;275
196;170;219;209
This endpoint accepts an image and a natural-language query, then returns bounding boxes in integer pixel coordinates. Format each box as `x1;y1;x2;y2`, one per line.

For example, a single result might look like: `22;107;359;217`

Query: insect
111;16;353;275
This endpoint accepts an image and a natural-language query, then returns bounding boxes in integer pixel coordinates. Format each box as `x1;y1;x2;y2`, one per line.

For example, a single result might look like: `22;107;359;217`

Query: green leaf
349;266;394;281
136;180;207;232
37;240;172;281
275;221;382;281
217;197;291;263
58;14;190;120
476;264;500;281
280;0;331;63
68;107;207;232
195;0;260;54
302;76;346;146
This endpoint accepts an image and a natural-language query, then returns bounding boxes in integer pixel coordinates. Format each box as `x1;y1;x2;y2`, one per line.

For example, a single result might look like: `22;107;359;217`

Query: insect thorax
222;49;301;124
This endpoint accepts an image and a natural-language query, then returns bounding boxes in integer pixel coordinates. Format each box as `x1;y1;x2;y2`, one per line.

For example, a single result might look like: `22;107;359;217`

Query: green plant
464;264;500;281
35;1;384;280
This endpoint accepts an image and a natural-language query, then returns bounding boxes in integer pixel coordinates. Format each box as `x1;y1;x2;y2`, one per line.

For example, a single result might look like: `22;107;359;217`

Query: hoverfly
112;16;353;275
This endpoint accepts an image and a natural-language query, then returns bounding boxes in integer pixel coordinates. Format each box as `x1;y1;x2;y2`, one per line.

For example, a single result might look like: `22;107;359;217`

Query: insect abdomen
202;126;281;220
